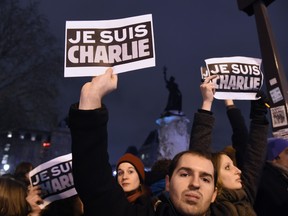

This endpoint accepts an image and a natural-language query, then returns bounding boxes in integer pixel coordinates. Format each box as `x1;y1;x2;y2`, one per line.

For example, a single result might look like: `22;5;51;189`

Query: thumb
105;67;113;76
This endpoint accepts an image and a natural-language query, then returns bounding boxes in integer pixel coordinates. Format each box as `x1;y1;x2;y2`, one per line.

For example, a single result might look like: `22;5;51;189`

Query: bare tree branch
0;0;62;131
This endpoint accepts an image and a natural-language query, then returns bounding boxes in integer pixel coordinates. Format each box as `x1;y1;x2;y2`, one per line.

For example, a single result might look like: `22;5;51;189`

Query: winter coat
254;161;288;215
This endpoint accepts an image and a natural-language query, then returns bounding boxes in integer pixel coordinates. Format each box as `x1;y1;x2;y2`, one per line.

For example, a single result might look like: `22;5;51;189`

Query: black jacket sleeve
226;107;249;169
69;104;154;216
189;109;214;153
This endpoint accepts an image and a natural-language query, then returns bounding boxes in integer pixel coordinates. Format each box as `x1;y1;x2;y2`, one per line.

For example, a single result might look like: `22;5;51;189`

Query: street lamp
237;0;288;139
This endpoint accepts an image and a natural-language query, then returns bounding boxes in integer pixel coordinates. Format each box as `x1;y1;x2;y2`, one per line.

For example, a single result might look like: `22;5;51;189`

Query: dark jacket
226;106;249;170
189;108;269;216
69;104;201;216
254;161;288;215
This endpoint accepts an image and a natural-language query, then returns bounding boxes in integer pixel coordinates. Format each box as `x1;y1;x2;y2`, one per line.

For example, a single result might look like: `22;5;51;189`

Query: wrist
79;97;101;110
225;99;234;106
201;101;212;111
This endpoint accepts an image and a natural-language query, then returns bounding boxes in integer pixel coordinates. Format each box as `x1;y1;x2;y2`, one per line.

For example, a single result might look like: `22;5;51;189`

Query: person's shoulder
153;191;169;203
130;194;155;215
152;192;175;215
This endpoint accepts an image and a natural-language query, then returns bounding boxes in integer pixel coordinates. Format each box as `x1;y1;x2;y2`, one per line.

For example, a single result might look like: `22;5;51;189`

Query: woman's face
218;154;242;190
117;162;140;192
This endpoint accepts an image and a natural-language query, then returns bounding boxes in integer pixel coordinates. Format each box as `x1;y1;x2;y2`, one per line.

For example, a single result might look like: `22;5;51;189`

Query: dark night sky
36;0;288;164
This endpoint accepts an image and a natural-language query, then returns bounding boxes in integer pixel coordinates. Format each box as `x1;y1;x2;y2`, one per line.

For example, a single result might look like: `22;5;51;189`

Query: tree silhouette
0;0;62;131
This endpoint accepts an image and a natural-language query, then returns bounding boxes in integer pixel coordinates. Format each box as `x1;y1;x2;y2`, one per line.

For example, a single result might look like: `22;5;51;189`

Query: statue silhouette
162;66;182;116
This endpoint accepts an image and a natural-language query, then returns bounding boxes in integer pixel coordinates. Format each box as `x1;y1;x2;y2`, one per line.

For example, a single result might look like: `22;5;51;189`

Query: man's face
165;153;217;216
275;147;288;169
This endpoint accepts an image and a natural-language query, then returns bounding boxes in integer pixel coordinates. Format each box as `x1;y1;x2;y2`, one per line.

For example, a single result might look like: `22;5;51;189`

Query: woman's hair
221;145;237;166
211;151;233;195
0;177;29;216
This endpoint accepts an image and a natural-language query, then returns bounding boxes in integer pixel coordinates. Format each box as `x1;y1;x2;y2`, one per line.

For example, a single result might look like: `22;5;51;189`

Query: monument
161;66;183;117
156;66;190;160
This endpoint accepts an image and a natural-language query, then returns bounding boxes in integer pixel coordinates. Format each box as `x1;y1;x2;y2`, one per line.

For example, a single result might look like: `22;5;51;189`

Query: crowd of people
69;68;287;216
1;67;288;216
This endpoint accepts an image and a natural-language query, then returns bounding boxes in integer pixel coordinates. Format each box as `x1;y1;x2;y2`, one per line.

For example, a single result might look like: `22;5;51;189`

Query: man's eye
128;170;134;174
179;173;188;177
202;177;211;183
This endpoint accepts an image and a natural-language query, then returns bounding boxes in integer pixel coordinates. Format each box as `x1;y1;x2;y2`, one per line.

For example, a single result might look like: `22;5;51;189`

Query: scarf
212;188;256;216
126;186;146;203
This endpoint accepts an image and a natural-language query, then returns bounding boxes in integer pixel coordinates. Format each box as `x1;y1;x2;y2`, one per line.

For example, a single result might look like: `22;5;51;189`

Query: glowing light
7;132;12;138
1;154;8;164
42;142;51;148
3;164;10;171
4;144;10;152
31;135;36;141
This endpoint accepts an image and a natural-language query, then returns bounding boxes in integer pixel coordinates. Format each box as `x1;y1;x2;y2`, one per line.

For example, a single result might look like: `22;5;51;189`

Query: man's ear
211;187;218;203
165;175;170;192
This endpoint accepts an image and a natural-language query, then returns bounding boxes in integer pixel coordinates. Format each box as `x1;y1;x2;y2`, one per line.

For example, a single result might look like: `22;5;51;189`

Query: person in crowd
189;75;269;215
145;158;171;196
14;161;34;186
69;68;218;216
27;181;84;216
254;137;288;215
0;176;42;216
116;153;150;203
